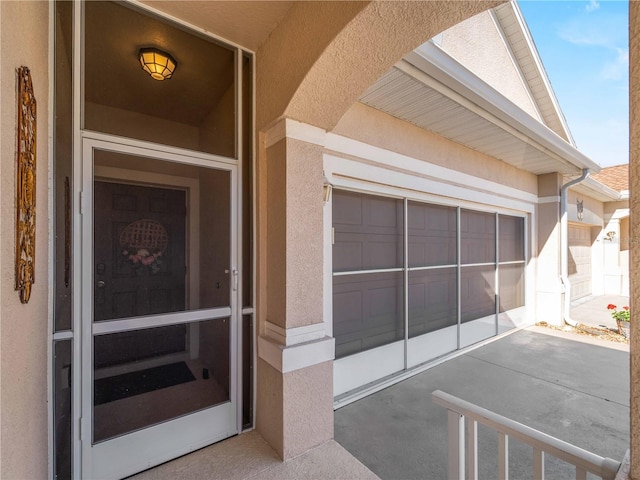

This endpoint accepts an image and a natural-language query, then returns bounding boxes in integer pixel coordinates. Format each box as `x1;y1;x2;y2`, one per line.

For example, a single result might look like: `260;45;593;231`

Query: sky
518;0;629;167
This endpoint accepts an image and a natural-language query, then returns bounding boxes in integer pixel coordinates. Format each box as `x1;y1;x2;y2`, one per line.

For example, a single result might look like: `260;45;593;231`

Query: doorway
80;139;239;479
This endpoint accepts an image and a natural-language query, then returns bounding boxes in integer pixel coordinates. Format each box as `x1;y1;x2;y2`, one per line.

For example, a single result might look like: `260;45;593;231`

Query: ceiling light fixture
139;48;177;81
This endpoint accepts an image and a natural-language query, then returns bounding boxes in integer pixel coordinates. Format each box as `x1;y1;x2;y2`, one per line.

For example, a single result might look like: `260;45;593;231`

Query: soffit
492;2;574;144
359;42;599;176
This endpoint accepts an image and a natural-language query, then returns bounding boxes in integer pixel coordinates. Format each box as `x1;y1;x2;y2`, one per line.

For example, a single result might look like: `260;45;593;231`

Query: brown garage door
568;224;592;300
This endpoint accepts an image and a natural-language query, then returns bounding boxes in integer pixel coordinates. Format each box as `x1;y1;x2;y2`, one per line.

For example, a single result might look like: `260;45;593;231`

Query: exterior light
604;231;616;241
323;173;333;204
139;48;177;81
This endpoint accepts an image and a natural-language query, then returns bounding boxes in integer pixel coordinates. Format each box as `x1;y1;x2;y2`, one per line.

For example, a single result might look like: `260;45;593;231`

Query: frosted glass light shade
139;48;177;81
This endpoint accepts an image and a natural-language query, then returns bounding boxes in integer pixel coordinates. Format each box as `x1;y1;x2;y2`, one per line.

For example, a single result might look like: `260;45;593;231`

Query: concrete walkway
132;296;630;479
335;328;629;479
131;431;378;480
572;295;630;330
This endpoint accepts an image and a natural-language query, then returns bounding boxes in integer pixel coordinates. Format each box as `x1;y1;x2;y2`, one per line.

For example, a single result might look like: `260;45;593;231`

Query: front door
81;139;239;479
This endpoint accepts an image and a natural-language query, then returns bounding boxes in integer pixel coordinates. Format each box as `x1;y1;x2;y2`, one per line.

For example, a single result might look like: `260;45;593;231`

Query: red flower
608;304;617;310
624;306;630;311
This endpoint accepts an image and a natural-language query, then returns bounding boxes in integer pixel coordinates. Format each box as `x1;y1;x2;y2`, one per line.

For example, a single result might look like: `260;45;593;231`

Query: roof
360;40;600;176
591;164;629;192
492;1;574;144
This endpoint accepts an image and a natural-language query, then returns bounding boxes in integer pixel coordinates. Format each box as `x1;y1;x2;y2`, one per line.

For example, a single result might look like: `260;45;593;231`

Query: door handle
97;280;106;288
232;269;238;292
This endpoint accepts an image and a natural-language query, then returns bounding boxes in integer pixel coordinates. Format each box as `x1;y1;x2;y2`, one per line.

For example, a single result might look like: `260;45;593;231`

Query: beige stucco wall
86;102;200;151
0;2;50;479
440;10;541;121
333;102;538;194
258;1;503;131
565;189;604;226
630;2;640;476
536;174;563;325
265;138;324;330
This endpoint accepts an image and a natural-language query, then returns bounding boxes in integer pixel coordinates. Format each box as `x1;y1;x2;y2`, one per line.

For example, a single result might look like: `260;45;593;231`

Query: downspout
560;168;590;326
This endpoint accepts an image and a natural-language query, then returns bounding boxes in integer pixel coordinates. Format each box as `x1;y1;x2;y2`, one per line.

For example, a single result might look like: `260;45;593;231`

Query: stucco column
255;120;334;460
536;173;565;325
602;219;622;295
629;1;639;477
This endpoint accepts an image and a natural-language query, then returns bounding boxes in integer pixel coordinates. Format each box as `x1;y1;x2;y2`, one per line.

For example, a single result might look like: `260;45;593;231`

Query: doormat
94;361;196;405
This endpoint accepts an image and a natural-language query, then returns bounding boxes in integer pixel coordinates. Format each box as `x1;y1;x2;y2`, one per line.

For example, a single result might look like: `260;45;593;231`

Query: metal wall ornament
15;66;37;304
577;199;584;222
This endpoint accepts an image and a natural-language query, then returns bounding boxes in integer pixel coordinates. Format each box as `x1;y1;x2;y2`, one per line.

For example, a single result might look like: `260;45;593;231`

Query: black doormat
94;361;196;405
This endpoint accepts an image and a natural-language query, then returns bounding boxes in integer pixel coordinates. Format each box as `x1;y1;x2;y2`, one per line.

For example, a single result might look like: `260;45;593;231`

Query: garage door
568;224;592;300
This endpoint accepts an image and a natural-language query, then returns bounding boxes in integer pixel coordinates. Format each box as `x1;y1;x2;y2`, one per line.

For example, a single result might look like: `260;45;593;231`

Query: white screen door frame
79;137;240;479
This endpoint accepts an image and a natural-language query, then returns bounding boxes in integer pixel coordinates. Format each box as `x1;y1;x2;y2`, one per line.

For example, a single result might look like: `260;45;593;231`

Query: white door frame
78;136;240;479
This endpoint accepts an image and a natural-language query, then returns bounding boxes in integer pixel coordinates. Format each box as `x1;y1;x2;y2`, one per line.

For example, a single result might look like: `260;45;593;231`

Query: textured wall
333;102;538;194
0;2;50;479
536;174;563;325
257;1;504;131
440;10;541;120
630;0;639;476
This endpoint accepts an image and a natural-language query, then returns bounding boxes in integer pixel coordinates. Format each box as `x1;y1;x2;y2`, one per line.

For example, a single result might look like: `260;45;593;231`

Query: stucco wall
631;1;640;476
332;102;538;195
440;10;541;121
258;1;503;130
0;2;50;479
565;190;604;226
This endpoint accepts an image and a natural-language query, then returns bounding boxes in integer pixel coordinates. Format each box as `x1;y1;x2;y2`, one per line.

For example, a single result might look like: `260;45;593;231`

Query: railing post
448;410;465;480
432;391;622;480
533;448;544;479
468;419;478;480
498;433;508;480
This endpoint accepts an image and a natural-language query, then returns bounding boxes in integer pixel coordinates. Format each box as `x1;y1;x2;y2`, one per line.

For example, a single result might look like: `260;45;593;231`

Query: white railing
432;390;621;480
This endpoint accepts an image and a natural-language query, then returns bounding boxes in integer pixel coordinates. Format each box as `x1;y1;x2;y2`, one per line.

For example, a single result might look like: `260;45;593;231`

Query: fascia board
407;42;601;174
570;176;622;201
505;0;576;145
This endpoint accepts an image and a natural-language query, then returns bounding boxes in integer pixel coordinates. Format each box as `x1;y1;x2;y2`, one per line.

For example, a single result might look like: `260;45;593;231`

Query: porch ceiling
359;42;600;176
140;1;294;52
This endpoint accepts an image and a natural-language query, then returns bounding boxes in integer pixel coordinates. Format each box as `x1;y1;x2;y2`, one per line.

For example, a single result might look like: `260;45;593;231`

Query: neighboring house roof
591;164;629;193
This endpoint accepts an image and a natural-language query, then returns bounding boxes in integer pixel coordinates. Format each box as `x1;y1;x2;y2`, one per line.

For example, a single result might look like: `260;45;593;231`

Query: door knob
97;280;106;288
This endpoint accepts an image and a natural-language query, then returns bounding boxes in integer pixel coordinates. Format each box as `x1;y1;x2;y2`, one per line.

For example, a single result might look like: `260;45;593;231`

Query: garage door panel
568;225;592;300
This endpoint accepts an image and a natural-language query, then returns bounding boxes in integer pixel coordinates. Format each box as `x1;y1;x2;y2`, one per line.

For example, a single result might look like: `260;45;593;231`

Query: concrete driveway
335;328;629;479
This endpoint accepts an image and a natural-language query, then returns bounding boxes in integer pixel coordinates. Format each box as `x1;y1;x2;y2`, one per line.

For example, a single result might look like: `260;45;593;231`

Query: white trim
508;0;575;145
324;134;539;206
264;118;327;149
334;341;405;397
264;321;326;346
258;335;335;373
325;155;535;215
407;42;598;173
487;10;545;123
538;196;561;204
73;1;83;476
127;0;256;53
82;130;239;167
571;176;622;202
235;49;244;434
80;138;240;478
334;326;525;409
92;308;232;335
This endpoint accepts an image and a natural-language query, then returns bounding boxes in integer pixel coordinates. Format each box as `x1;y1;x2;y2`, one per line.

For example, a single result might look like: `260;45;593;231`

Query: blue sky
518;0;628;167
